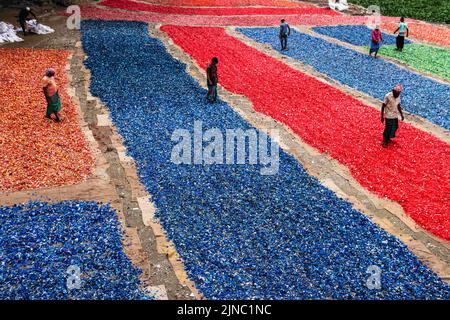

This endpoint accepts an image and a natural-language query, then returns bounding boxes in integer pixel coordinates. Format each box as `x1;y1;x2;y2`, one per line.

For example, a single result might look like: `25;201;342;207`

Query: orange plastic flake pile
0;49;93;192
382;22;450;47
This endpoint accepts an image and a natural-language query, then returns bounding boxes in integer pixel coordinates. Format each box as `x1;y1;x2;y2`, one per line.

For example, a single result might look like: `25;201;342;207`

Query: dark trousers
207;84;217;102
396;35;405;50
383;118;399;143
19;19;26;35
280;34;288;50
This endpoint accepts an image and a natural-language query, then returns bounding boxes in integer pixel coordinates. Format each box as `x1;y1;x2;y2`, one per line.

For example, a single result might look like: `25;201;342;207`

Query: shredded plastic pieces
0;201;148;300
98;0;339;15
0;48;93;192
312;25;412;46
163;25;450;240
237;27;449;129
73;6;400;26
81;20;450;299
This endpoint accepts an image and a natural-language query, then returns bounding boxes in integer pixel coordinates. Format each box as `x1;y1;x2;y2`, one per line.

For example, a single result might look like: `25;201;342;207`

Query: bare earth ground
0;0;448;300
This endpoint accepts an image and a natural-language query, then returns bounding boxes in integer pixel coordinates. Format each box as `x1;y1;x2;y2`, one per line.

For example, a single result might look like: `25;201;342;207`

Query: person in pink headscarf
369;25;383;58
381;84;405;146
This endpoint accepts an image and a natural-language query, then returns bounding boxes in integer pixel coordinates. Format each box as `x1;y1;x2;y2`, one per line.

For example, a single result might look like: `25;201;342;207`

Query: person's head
45;68;55;77
392;84;402;97
400;17;405;22
281;19;285;23
375;24;380;30
212;57;218;65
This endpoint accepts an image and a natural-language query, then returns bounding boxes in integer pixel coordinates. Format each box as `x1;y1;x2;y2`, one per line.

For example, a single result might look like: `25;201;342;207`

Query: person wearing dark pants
381;85;405;147
279;19;291;51
206;57;219;103
393;17;409;52
18;7;37;36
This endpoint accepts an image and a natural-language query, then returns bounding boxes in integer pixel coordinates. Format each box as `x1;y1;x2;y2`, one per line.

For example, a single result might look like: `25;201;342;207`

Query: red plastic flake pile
122;0;313;7
98;0;339;15
0;49;93;192
162;26;450;240
382;22;450;48
77;6;399;26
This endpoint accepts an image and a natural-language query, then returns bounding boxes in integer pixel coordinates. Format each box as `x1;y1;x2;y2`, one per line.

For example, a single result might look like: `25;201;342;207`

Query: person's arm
393;27;399;34
42;77;51;100
43;86;52;104
406;27;409;37
30;11;37;20
381;103;385;123
397;103;404;121
287;24;291;36
42;77;49;92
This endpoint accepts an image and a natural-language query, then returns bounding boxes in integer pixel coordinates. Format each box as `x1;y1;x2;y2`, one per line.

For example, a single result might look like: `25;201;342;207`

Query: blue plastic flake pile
237;27;450;130
312;25;412;46
81;20;450;299
0;201;148;300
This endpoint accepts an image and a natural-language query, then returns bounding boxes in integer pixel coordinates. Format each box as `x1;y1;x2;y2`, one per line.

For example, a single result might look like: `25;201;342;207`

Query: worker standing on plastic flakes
279;19;291;51
18;7;37;36
206;57;219;103
381;84;405;146
369;25;383;58
393;17;409;51
43;68;62;122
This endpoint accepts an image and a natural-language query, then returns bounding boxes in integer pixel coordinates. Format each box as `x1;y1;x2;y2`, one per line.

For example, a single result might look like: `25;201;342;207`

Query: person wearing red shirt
369;25;383;58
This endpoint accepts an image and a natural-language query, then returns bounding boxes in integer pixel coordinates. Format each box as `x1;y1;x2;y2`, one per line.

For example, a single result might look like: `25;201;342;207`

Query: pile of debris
0;19;54;44
17;19;55;34
0;21;23;43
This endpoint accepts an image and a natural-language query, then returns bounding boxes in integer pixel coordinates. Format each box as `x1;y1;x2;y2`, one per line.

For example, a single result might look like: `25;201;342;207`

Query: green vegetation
349;0;450;24
365;44;450;80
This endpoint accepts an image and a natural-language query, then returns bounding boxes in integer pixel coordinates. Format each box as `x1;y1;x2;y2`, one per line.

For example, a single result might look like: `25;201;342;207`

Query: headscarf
393;84;403;92
45;68;55;77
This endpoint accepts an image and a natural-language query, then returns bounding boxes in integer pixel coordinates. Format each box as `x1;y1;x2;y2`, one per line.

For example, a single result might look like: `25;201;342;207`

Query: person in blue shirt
279;19;291;51
393;17;409;51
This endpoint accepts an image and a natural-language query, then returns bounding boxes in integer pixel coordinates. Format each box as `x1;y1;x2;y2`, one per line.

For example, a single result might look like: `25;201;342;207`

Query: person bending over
18;7;37;36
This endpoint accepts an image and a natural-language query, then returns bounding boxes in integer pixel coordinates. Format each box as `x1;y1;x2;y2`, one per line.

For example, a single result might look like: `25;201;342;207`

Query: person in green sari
42;68;62;122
